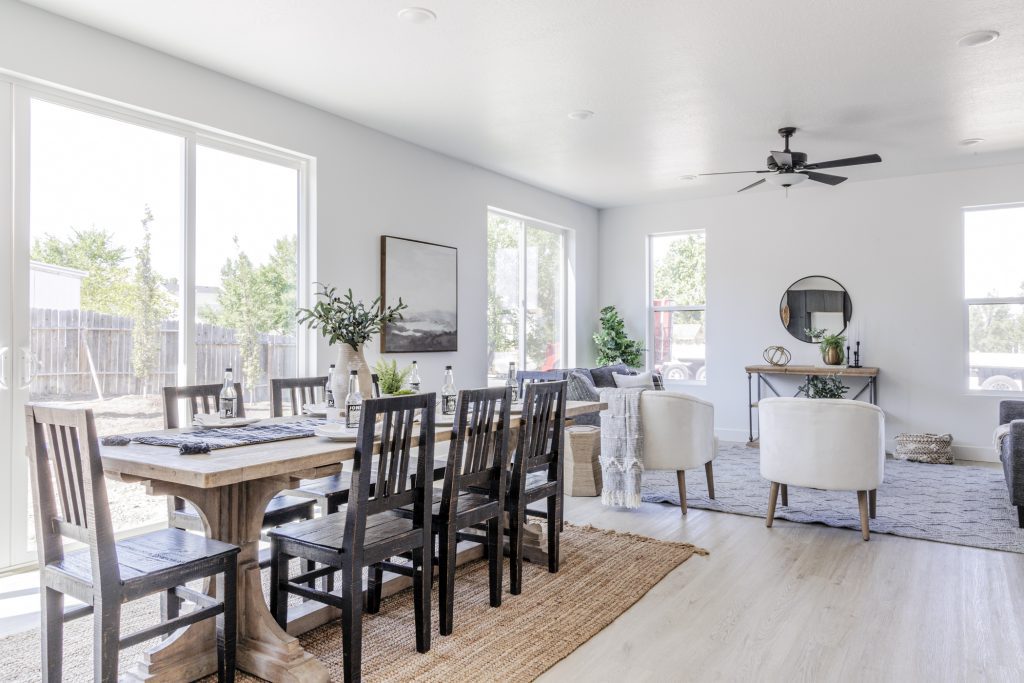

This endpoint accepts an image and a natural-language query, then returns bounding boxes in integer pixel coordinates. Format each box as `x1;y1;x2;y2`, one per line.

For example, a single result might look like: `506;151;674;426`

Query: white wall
0;0;599;390
600;163;1024;461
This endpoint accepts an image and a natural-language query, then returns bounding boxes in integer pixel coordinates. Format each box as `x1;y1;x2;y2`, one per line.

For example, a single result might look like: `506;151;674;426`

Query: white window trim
646;229;707;386
487;207;573;372
963;203;1024;396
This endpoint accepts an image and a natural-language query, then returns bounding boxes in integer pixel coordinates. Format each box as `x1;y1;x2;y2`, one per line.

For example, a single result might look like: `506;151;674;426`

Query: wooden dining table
100;399;606;683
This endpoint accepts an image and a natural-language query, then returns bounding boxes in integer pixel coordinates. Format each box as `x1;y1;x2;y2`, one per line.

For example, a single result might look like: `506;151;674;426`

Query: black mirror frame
779;275;852;344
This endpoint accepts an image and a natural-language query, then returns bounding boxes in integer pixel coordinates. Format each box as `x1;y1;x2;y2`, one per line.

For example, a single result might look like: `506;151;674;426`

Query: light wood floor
542;495;1024;683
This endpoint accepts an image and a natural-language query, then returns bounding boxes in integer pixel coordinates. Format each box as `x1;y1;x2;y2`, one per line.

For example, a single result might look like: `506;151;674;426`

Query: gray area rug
642;442;1024;553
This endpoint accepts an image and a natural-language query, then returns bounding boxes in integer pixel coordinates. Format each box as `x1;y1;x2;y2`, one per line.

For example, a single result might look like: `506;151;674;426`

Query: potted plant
373;358;415;396
593;305;645;367
805;327;846;366
799;375;849;399
298;284;406;400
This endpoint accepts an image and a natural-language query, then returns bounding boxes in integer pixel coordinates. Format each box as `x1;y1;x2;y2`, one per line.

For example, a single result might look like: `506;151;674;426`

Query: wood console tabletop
744;364;879;377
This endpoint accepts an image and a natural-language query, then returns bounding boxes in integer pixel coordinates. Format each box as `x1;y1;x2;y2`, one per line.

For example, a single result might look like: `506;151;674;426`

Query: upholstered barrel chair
759;397;885;540
641;391;717;513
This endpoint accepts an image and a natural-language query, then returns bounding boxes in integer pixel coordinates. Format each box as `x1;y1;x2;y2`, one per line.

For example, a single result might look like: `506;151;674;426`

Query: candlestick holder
852;341;862;368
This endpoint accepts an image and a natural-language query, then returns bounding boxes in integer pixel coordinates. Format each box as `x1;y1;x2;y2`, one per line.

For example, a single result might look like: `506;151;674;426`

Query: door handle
0;347;8;390
19;347;37;390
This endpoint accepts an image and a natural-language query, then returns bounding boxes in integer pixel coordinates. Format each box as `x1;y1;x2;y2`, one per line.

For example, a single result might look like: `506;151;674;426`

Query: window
487;209;567;383
965;205;1024;392
648;231;706;383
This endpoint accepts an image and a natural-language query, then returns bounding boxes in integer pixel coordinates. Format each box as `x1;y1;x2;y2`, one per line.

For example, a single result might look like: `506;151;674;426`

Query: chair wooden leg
547;492;562;574
269;540;289;629
340;568;364;683
93;601;120;683
766;482;780;528
486;516;502;608
676;470;687;515
705;461;715;499
781;484;788;507
365;563;384;614
869;489;877;519
509;504;524;595
219;555;237;683
412;545;431;653
1018;505;1024;529
858;490;871;541
40;587;63;683
160;587;180;631
438;526;456;635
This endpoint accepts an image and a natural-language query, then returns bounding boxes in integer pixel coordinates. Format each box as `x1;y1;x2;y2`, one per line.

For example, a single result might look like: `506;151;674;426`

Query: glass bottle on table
408;360;421;393
344;370;362;429
506;361;519;403
218;367;237;419
441;365;457;415
325;364;336;408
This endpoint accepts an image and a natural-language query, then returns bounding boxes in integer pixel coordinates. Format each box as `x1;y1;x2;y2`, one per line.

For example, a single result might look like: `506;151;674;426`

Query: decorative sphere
763;345;792;366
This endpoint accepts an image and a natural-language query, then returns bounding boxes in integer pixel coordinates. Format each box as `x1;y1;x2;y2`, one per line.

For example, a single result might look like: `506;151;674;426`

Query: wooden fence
30;308;296;401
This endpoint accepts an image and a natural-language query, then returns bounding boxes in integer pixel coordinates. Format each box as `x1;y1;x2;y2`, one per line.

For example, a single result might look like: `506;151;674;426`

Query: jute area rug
0;524;706;682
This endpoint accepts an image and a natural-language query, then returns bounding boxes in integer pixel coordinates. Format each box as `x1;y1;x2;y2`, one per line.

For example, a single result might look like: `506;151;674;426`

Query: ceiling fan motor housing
767;151;807;171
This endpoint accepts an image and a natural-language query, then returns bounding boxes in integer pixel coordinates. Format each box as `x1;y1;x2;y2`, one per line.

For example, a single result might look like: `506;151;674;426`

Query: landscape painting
381;235;458;352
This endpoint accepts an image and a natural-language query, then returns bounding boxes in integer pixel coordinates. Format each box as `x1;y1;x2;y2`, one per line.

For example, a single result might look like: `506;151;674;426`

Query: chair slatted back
26;405;118;581
271;376;328;417
444;387;511;503
162;382;246;429
344;394;435;547
515;369;567;395
513;380;567;481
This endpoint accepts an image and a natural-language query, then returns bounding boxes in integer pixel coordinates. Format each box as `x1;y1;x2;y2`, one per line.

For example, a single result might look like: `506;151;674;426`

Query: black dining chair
515;369;567;396
269;393;436;683
27;404;240;682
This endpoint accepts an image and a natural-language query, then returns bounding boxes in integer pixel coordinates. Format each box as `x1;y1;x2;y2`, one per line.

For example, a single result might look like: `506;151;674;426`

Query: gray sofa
998;401;1024;528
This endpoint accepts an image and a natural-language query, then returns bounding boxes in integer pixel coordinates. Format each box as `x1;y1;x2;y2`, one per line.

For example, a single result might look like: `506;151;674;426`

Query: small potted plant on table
805;327;846;366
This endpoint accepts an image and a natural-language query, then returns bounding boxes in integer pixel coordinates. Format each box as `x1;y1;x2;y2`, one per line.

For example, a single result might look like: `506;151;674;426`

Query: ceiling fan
700;127;882;192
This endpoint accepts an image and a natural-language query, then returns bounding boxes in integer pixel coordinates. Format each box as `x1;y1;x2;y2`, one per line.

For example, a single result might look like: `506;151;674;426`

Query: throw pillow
567;371;601;426
591;363;635;388
613;371;656;390
652;372;665;390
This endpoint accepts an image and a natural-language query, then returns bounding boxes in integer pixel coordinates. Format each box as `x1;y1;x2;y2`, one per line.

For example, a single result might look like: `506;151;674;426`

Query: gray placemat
128;417;327;452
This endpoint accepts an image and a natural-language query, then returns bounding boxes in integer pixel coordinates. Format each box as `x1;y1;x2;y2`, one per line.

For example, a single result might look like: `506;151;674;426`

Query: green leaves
799;375;849;399
297;283;407;350
373;358;413;394
593;305;644;368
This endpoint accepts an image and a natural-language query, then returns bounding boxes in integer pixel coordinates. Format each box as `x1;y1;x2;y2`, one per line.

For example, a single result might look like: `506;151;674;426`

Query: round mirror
779;276;852;343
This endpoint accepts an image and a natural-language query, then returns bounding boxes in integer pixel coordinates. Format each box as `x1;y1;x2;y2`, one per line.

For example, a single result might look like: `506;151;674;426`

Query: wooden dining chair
378;386;511;635
162;383;315;536
515;369;567;396
269;393;436;683
26;404;240;683
506;379;567;594
270;374;383;418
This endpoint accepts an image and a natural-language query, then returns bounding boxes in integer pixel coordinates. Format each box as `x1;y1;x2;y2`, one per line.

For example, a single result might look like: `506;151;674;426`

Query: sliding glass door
2;87;309;570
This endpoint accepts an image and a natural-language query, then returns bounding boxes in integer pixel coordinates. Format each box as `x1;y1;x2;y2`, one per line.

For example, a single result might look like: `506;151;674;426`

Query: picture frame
380;235;458;352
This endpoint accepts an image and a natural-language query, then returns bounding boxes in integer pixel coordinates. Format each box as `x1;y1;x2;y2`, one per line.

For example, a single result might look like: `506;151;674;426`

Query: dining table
100;398;607;683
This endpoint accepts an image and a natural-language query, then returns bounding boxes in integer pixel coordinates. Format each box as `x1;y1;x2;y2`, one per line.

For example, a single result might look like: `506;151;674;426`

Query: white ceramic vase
333;343;373;404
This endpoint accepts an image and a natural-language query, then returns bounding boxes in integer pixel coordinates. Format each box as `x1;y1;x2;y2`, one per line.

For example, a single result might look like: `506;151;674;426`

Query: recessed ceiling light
957;30;999;48
397;7;437;24
959;137;985;146
679;174;698;181
567;109;594;121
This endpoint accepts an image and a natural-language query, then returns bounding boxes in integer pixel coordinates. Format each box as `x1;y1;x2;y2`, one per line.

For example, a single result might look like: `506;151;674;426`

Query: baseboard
953;443;1000;463
715;428;750;445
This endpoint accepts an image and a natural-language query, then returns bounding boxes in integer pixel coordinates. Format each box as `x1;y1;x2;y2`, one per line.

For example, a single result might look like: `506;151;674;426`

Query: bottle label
326;389;335;408
345;403;361;429
510;384;519;403
410;382;420;392
219;399;235;419
442;394;456;415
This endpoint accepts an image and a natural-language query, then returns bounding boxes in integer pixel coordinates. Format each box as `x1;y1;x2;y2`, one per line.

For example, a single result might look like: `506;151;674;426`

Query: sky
964;205;1024;299
29;98;297;293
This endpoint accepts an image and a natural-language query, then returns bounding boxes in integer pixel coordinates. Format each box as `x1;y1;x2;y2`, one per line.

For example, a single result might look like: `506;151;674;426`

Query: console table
745;364;879;446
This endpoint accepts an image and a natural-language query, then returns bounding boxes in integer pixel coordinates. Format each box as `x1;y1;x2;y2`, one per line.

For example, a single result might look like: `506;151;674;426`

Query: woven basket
894;433;954;464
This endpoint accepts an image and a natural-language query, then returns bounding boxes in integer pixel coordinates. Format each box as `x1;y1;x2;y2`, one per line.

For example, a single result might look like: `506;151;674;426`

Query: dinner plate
303;403;329;417
192;415;262;429
314;423;383;442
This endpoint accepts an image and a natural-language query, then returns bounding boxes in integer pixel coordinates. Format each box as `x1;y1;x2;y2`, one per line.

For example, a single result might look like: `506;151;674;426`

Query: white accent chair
641;391;717;514
758;397;885;540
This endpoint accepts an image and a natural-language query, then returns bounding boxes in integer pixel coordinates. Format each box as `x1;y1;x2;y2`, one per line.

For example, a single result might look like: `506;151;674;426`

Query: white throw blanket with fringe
599;388;645;508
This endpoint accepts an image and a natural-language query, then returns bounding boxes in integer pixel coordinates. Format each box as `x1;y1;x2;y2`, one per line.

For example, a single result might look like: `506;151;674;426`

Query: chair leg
676;470;687;514
1018;505;1024;529
705;461;715;499
304;559;317;591
509;505;524;595
781;484;788;507
412;545;431;654
766;482;780;528
219;556;237;683
40;587;63;683
270;539;290;629
160;587;180;631
869;489;877;519
486;516;502;608
547;493;562;574
340;569;364;683
365;564;384;615
857;490;871;541
438;526;456;635
93;601;120;683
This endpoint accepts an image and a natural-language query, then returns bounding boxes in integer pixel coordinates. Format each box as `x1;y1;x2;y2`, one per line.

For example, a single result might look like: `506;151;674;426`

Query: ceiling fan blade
802;154;881;170
699;170;768;176
771;151;793;168
737;178;766;193
804;171;847;186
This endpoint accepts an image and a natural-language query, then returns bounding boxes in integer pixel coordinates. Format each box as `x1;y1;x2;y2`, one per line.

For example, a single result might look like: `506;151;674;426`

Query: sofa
997;401;1024;528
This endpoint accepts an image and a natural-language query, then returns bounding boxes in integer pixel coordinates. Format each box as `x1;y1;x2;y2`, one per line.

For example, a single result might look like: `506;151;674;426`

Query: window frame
646;229;707;386
486;207;571;376
963;203;1024;395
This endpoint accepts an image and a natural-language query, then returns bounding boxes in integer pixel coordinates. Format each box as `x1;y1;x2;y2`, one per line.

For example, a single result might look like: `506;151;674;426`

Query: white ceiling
19;0;1024;208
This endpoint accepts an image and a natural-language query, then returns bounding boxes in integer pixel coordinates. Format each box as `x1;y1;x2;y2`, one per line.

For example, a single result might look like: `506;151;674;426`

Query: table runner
105;418;328;454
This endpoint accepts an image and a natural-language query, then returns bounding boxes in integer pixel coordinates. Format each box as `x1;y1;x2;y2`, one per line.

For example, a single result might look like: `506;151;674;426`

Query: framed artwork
380;235;458;352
